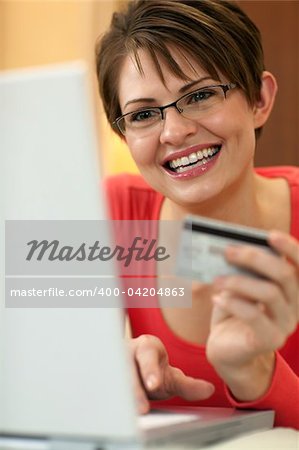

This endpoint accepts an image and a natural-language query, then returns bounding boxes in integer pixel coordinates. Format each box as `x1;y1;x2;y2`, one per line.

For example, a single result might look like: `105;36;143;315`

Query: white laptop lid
0;62;138;442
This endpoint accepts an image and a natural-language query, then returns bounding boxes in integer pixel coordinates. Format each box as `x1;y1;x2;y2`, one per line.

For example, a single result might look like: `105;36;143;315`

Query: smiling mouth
165;145;222;173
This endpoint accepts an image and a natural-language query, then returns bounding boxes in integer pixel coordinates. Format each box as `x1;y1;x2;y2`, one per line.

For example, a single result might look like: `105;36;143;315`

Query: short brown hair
95;0;265;137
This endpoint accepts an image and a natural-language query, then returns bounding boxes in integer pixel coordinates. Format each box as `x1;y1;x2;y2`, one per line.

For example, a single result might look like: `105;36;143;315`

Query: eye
186;88;215;105
128;109;159;123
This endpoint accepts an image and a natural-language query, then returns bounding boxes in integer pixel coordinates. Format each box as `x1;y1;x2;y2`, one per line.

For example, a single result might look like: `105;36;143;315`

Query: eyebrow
179;76;215;93
123;76;215;110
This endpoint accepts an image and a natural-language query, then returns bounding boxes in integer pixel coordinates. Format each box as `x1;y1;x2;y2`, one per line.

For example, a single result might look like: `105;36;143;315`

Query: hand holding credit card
176;215;277;283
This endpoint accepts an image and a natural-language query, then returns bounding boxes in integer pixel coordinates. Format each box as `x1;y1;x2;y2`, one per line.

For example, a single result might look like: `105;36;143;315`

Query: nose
159;108;197;146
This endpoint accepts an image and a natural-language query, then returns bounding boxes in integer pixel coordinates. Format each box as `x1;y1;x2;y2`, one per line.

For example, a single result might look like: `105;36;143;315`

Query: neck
162;168;266;228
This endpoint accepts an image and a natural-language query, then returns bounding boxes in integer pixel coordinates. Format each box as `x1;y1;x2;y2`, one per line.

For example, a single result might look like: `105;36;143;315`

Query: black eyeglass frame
113;83;237;135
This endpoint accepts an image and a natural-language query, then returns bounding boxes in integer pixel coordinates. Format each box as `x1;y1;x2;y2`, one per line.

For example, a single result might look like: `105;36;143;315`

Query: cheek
126;135;159;166
207;109;256;152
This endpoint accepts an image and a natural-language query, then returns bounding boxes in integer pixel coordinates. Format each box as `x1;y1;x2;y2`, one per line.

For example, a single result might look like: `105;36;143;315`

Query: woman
95;0;299;428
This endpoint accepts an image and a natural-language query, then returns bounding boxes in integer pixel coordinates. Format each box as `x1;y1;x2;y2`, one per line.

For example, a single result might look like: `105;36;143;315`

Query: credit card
176;215;276;283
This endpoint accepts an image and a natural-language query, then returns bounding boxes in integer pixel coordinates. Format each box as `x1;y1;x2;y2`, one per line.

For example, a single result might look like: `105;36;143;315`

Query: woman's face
118;49;260;209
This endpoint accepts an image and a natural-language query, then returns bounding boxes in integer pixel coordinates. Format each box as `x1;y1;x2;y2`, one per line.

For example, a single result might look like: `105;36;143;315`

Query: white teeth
188;152;198;164
177;159;203;173
168;146;220;171
181;156;189;166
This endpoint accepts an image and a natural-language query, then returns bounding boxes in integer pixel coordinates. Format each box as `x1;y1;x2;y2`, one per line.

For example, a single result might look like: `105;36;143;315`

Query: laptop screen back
0;62;138;441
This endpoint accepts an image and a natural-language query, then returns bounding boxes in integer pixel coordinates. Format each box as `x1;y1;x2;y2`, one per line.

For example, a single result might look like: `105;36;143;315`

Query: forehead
118;48;212;107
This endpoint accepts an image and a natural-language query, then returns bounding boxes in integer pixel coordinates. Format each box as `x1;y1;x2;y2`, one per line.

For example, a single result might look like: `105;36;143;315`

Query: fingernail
146;374;158;390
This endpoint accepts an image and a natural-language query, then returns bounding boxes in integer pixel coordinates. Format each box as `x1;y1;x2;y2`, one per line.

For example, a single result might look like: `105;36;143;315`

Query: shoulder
256;166;299;238
103;173;164;220
255;165;299;186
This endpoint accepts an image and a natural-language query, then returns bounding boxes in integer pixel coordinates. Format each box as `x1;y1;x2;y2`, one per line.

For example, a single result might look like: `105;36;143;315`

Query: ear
253;71;278;128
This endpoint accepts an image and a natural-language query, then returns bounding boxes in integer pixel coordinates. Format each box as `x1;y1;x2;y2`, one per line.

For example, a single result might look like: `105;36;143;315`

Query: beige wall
1;0;137;175
2;2;91;68
0;2;4;69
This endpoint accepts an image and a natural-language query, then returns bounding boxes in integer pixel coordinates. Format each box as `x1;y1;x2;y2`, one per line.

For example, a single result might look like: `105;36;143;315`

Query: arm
224;349;299;428
207;230;299;428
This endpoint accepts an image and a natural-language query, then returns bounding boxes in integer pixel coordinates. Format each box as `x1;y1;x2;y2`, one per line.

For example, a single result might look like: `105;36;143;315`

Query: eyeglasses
113;83;236;136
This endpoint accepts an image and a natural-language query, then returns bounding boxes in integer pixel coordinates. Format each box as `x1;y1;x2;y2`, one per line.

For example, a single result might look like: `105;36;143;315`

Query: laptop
0;62;274;450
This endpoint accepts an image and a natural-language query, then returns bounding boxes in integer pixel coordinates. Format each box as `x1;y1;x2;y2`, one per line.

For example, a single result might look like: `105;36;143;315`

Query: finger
131;360;151;414
212;292;287;350
134;335;167;394
165;366;215;401
269;230;299;266
214;276;297;335
225;245;298;314
269;231;299;318
133;336;215;402
129;336;163;413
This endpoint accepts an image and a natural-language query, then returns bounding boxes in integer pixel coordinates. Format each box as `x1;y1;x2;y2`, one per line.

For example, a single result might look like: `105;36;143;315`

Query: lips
163;144;222;174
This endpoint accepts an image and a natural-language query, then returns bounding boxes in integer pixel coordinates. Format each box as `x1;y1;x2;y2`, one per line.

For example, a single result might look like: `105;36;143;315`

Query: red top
105;166;299;429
